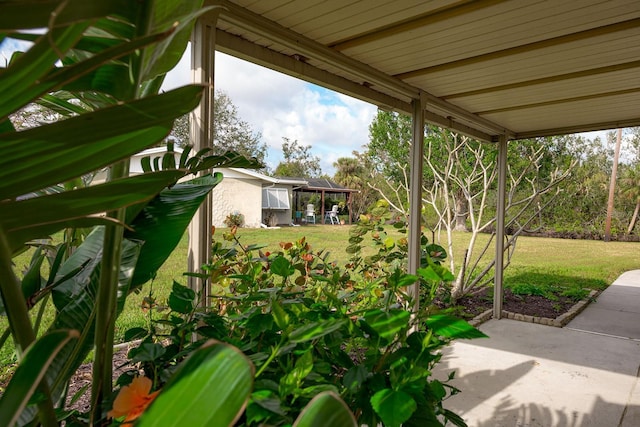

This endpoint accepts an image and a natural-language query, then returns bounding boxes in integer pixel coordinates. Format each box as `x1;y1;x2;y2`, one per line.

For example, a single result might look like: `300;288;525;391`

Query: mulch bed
455;287;580;320
65;347;132;414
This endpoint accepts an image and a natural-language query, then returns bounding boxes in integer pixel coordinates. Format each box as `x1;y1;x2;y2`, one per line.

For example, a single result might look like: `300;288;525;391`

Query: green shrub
122;202;486;426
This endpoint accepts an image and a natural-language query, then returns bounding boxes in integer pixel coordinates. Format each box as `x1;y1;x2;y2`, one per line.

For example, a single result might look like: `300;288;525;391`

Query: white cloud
164;47;377;175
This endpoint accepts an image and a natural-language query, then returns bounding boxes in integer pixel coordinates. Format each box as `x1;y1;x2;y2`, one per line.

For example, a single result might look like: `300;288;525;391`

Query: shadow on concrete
462;319;640;375
433;270;640;426
439;361;535;415
434;319;640;426
468;395;640;427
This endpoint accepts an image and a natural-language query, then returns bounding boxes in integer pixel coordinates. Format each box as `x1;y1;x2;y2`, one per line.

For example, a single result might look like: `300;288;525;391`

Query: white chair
325;205;339;224
305;204;315;224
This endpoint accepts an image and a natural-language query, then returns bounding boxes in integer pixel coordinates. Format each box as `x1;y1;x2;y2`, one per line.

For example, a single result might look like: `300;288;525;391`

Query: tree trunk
628;200;640;234
453;196;468;231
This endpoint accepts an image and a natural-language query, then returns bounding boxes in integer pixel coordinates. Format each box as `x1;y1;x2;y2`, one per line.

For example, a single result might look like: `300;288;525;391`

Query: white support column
493;135;508;319
188;18;216;304
407;95;425;308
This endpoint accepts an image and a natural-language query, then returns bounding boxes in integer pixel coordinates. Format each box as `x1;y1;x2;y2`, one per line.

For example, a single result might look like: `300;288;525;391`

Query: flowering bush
122;203;486;426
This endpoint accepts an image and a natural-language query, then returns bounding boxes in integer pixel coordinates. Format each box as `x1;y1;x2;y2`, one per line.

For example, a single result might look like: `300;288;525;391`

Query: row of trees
335;111;640;239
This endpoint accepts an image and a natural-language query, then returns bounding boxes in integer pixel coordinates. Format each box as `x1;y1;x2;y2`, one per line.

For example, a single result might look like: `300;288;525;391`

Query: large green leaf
270;256;295;278
127;173;223;289
2;29;178;114
138;340;254;427
289;319;346;344
362;309;411;341
0;330;78;427
2;170;185;253
139;1;211;83
0;23;89;119
0;85;203;200
425;314;488;339
11;231;140;424
370;389;417;427
293;391;357;427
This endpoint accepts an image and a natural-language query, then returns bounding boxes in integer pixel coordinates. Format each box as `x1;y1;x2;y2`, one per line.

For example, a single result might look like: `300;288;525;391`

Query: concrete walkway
435;270;640;427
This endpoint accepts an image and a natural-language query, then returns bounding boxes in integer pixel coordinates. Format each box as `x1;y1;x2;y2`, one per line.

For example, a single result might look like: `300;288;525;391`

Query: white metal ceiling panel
210;0;640;140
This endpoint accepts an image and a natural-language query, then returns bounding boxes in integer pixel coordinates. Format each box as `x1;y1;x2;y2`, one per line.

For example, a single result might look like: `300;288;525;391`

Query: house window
262;188;290;210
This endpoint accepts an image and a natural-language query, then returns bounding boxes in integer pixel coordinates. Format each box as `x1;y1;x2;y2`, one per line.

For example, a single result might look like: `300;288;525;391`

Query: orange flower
108;376;160;425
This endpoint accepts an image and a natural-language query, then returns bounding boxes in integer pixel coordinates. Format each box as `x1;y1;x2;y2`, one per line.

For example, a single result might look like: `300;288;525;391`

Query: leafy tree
170;90;267;165
333;154;378;220
367;111;412;187
545;135;613;233
274;137;321;177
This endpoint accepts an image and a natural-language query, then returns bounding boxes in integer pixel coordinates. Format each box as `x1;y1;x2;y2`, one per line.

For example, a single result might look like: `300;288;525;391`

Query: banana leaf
2;170;186;254
14;231;141;426
0;1;132;30
126;173;223;289
17;172;223;423
138;340;254;427
0;85;203;200
0;330;79;427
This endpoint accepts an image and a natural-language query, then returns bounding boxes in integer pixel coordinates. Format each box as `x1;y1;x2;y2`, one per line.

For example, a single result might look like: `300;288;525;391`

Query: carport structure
187;0;640;314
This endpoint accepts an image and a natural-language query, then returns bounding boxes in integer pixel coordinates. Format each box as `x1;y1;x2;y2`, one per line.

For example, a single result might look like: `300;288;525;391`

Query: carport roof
204;0;640;142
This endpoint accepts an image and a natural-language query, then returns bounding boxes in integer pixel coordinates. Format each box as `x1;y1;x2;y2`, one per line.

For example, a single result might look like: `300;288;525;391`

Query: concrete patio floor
435;270;640;427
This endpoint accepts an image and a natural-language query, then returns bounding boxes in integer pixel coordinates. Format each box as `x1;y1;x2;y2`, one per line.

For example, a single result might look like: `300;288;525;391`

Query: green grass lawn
3;225;638;367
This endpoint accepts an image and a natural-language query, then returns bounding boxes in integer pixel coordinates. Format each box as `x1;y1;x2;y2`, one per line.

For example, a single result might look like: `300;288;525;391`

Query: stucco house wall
122;150;307;228
211;171;263;228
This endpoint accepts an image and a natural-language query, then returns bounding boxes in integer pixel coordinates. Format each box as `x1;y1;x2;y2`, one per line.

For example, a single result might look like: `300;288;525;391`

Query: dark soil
65;347;133;414
455;287;581;319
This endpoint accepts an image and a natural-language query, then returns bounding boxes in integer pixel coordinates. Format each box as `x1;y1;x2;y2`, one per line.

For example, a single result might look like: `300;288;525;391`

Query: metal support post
188;18;217;306
407;95;425;310
493;135;508;319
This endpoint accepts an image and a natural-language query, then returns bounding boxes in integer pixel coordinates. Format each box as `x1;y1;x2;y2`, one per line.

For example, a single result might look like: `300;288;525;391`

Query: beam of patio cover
211;0;510;139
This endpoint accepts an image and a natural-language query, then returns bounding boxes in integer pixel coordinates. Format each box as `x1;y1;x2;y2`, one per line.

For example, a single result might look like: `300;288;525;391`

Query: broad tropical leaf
138;340;254;427
0;330;78;427
426;314;488;339
2;170;185;253
362;309;411;341
127;173;223;289
11;232;141;425
370;389;417;427
293;392;357;427
0;85;204;200
0;23;89;119
0;1;131;30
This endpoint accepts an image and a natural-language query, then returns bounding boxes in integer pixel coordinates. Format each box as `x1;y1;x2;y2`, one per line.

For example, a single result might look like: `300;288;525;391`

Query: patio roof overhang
188;0;640;316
